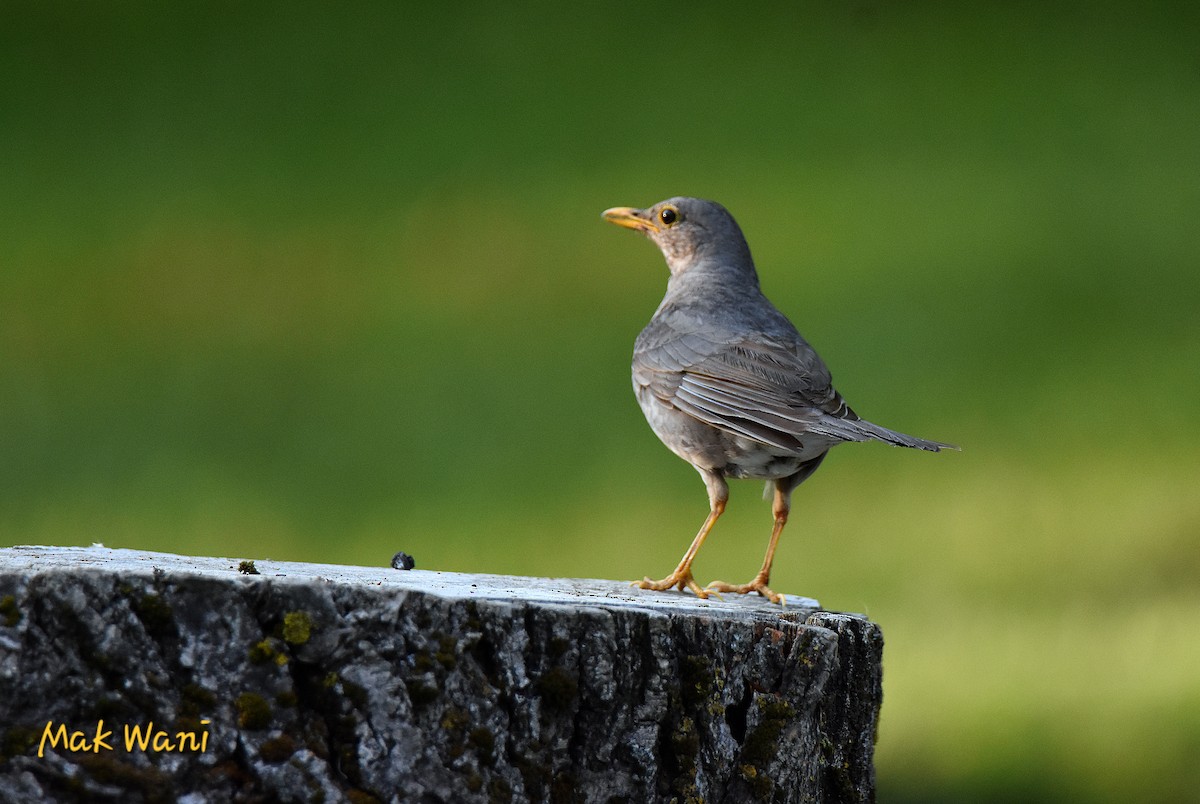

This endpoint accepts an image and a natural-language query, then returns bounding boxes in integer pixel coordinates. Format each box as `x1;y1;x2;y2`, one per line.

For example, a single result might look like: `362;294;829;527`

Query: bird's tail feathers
811;415;958;452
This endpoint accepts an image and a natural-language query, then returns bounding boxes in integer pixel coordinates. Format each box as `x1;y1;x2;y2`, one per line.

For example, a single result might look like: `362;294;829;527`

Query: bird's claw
632;571;714;599
706;576;784;605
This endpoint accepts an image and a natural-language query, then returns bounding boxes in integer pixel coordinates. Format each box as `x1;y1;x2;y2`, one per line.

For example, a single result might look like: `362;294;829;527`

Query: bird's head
602;197;753;277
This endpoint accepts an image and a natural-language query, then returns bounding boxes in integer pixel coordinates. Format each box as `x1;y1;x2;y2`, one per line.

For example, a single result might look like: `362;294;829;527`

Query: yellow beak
602;206;660;234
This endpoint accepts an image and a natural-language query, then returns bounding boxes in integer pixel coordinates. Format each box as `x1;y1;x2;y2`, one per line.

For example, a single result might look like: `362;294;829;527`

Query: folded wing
634;331;953;453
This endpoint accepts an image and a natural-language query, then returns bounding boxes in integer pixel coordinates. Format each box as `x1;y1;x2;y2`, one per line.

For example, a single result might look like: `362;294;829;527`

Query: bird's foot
632;570;713;599
706;574;784;605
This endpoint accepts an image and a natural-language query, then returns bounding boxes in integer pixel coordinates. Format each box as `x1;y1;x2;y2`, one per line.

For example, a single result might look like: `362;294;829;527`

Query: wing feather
634;327;954;453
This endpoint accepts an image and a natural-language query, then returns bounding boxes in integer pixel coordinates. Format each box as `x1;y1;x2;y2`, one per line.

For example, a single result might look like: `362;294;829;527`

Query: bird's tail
810;415;959;452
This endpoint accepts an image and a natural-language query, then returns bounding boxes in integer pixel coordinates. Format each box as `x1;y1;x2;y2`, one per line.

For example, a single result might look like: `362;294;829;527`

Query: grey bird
603;197;955;604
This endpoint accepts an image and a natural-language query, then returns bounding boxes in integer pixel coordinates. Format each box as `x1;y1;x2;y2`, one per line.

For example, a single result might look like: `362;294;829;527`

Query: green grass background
3;2;1198;800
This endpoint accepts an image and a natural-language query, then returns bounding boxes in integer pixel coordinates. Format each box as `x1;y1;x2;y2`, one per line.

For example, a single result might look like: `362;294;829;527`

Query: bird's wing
634;329;952;452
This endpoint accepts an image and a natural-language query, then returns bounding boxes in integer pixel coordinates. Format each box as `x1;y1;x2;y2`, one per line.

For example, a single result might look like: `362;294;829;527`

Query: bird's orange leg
708;482;791;604
636;470;728;599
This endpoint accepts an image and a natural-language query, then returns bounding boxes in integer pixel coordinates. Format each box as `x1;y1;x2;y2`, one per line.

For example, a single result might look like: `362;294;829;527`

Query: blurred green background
3;1;1198;800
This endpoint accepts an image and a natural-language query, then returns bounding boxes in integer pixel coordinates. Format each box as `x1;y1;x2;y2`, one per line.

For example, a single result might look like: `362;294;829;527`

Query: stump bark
0;545;882;803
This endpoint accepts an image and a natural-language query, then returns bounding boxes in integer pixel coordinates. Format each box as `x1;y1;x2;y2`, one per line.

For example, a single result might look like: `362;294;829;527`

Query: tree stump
0;545;882;803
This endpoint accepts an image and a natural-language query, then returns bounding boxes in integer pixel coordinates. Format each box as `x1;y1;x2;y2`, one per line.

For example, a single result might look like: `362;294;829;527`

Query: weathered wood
0;545;882;803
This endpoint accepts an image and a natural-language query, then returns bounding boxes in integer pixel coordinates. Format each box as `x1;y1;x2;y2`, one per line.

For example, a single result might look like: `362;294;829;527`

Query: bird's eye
660;206;679;226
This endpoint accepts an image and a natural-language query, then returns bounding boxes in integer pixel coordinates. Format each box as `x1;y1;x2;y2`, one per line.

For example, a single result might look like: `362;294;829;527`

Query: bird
602;197;956;604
